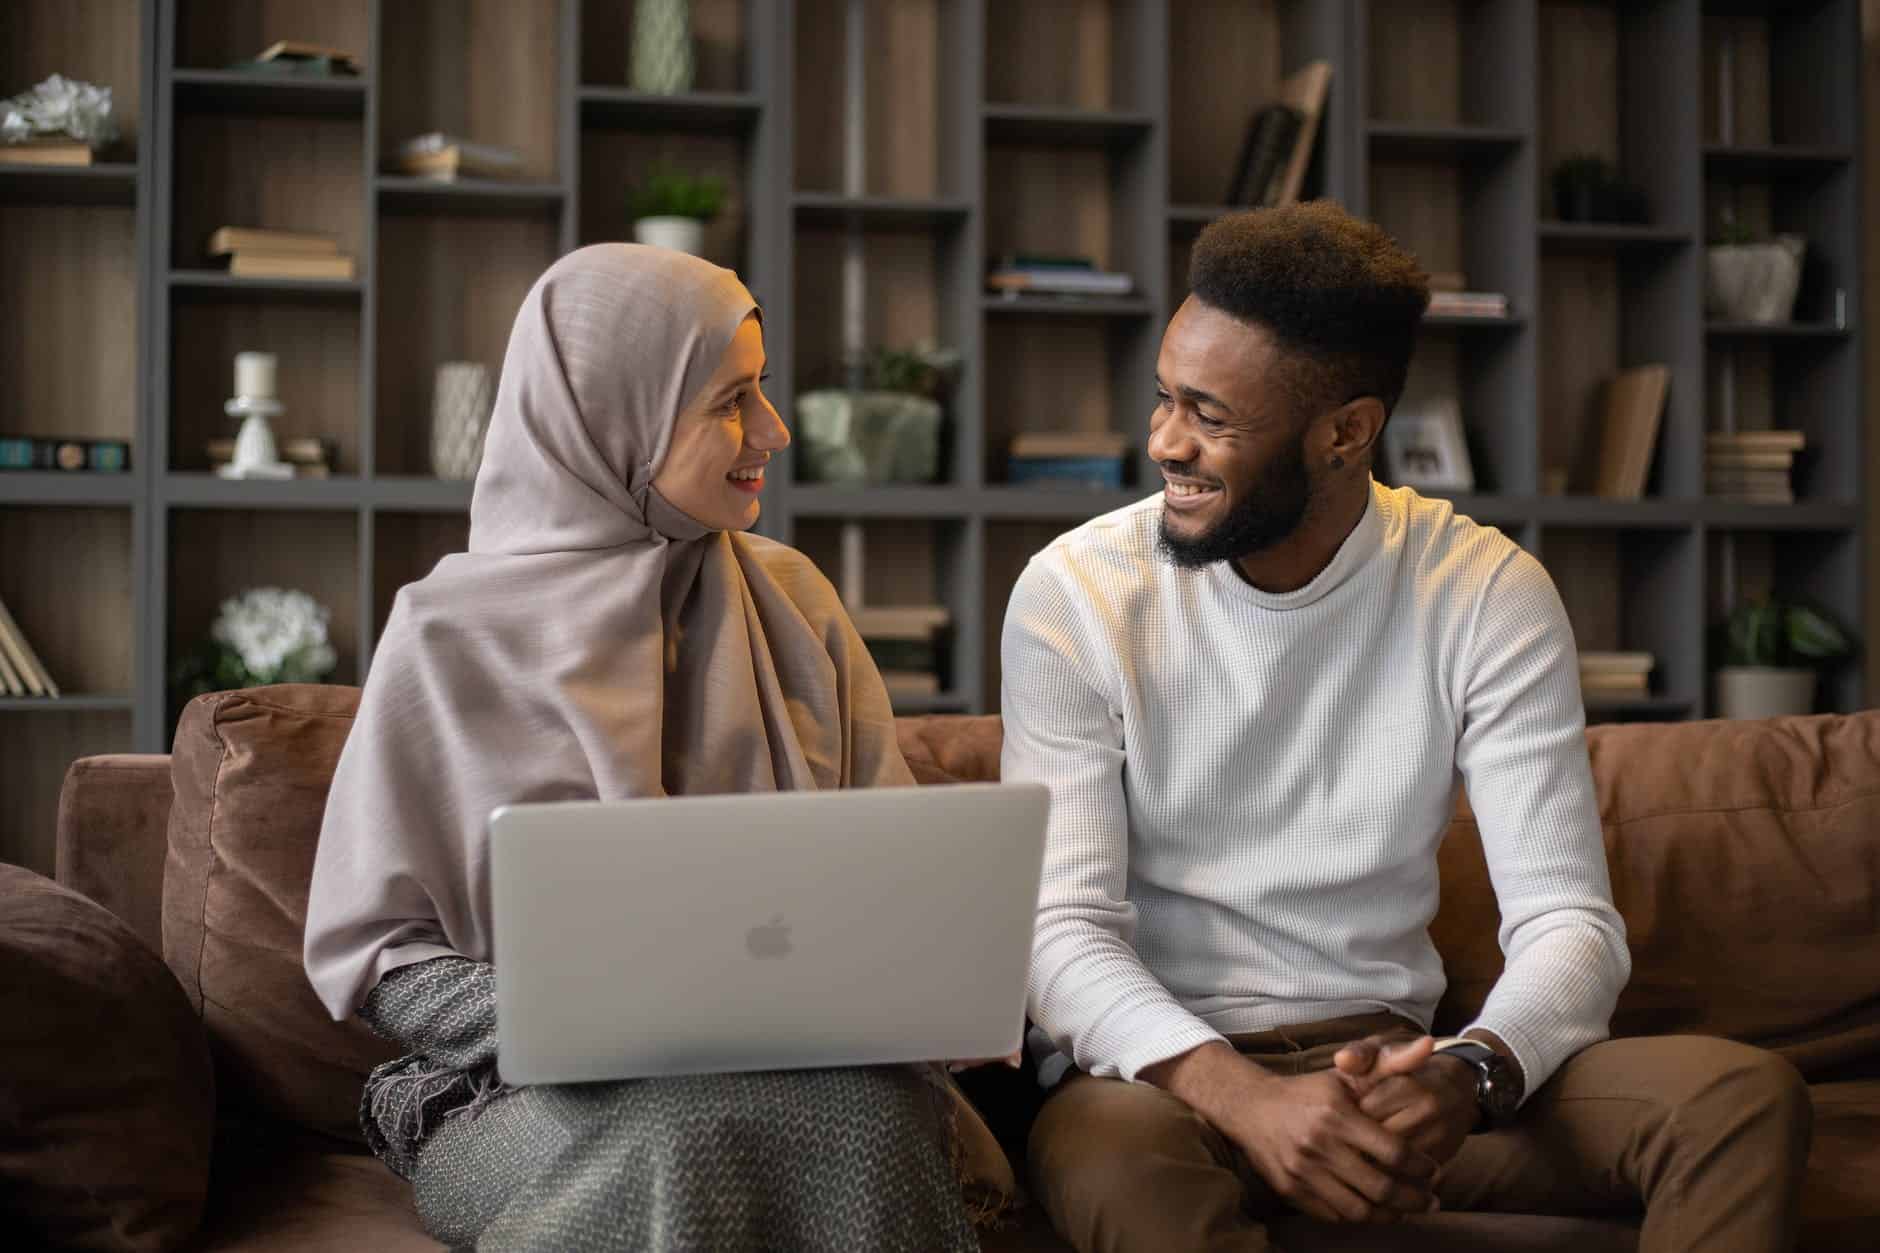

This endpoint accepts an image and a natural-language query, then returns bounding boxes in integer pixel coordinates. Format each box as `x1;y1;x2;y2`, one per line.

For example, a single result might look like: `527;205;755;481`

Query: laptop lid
489;782;1049;1084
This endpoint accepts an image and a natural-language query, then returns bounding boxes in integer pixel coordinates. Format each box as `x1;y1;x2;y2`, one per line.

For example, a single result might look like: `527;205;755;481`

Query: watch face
1478;1051;1522;1124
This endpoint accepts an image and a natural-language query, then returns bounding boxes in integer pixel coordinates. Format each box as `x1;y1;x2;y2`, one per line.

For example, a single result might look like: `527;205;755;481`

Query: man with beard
1000;202;1811;1252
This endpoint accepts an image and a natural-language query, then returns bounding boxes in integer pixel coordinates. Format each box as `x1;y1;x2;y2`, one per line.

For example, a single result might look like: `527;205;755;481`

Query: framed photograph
1383;392;1474;492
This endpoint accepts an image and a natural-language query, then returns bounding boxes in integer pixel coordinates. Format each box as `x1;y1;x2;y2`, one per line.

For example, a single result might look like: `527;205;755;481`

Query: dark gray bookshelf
0;0;1866;875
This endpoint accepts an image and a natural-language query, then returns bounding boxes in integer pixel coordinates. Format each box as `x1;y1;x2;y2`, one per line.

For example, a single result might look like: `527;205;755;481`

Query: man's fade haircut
1188;201;1430;422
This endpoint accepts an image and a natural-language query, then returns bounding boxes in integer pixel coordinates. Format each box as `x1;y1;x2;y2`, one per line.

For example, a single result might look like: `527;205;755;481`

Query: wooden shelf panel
172;69;367;117
984;105;1155;148
162;474;366;509
1702;144;1853;179
578;88;761;132
1366;122;1526;162
786;487;975;520
0;695;135;713
792;194;970;231
170;270;364;296
1421;313;1527;331
0;163;138;206
376;177;567;214
1699;500;1860;530
1538;222;1695;250
0;473;137;506
1705;320;1850;340
984;295;1153;318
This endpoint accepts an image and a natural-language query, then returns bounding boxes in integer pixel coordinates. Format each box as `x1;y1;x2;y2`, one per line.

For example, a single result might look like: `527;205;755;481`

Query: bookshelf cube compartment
170;290;361;473
4;0;145;157
380;0;563;182
578;128;749;272
984;314;1153;488
986;0;1160;114
0;709;132;875
1369;158;1529;310
0;204;138;445
174;0;370;73
582;0;750;92
0;506;135;695
1385;332;1530;497
1704;339;1857;503
171;112;366;270
1363;0;1532;130
794;0;964;200
1167;0;1338;208
1701;0;1857;150
374;213;559;478
1540;524;1701;709
166;509;362;721
1704;165;1857;328
1706;526;1861;713
986;141;1159;309
373;511;469;645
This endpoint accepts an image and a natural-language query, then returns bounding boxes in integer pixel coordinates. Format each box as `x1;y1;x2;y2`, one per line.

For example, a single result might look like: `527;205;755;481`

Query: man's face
1148;297;1318;569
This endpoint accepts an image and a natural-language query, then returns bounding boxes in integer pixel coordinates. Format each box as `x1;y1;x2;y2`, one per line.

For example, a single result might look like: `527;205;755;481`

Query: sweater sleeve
1001;557;1228;1083
1452;551;1632;1099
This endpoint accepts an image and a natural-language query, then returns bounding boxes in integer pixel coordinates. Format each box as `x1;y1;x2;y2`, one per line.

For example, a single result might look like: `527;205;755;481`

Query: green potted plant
627;165;726;257
795;342;962;486
1714;597;1854;719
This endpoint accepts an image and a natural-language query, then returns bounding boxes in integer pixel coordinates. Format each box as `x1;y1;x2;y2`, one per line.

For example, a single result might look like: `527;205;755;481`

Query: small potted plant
1707;211;1806;325
627;165;725;257
795;343;962;486
1551;154;1649;224
171;586;339;704
1714;597;1854;719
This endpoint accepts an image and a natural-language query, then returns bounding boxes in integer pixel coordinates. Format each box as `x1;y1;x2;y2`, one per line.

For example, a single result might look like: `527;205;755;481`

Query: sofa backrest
59;687;1880;1146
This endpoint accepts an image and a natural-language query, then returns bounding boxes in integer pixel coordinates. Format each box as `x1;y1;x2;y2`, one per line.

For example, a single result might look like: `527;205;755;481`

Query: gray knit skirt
359;957;980;1253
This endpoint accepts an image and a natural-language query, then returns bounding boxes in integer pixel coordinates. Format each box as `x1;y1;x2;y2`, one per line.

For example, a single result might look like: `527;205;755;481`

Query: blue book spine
1007;456;1125;490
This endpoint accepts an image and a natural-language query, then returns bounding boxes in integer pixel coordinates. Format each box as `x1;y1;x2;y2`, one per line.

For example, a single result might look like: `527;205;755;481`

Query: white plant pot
1705;235;1806;324
1715;666;1816;720
634;215;705;256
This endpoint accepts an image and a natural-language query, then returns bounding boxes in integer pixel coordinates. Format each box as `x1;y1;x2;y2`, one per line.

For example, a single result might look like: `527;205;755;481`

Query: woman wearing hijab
304;245;999;1251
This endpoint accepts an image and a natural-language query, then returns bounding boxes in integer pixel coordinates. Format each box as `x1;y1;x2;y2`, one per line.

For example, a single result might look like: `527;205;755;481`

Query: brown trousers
1028;1014;1813;1253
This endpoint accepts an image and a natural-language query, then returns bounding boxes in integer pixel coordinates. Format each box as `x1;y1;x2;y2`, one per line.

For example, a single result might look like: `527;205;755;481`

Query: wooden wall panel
0;507;134;693
374;512;469;633
1367;0;1463;123
171;114;366;267
0;711;132;876
1167;1;1284;205
176;0;370;73
380;0;561;179
986;0;1112;109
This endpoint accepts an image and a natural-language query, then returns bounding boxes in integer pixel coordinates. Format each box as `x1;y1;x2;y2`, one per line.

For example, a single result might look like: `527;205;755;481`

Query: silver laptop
488;783;1050;1085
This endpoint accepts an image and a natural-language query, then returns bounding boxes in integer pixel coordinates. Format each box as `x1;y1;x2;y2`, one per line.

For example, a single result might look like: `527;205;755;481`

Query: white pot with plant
628;165;725;257
1706;214;1806;325
1713;598;1853;719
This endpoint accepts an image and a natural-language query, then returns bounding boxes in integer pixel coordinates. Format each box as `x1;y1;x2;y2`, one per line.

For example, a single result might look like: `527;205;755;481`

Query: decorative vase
634;215;705;256
630;0;694;95
1706;236;1806;324
431;362;494;481
1715;666;1816;719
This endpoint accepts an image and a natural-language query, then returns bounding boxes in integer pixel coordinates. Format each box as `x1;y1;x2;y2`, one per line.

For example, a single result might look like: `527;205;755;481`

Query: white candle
234;352;278;401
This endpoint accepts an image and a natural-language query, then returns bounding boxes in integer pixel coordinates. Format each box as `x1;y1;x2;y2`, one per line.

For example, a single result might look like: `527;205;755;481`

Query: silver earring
1329;454;1345;470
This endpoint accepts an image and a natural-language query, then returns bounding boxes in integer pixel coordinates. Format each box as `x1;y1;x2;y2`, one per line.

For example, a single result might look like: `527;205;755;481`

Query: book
0;140;93;167
1706;469;1792;490
1007;455;1126;490
1705;450;1795;471
0;629;22;695
986;268;1134;296
1592;364;1671;500
254;40;362;75
852;605;951;642
396;133;525;182
228;251;357;280
1267;61;1332;208
0;595;57;698
1427;292;1510;317
1223;103;1303;206
1579;651;1655;675
0;436;132;472
1709;489;1796;505
1706;430;1805;452
1009;431;1129;459
207;227;339;257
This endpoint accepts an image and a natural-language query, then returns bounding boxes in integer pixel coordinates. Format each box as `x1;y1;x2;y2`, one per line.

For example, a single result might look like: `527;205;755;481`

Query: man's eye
1156;391;1173;410
1197;414;1225;431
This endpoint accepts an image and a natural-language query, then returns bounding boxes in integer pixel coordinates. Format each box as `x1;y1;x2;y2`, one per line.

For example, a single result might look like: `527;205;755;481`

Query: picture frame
1382;392;1474;492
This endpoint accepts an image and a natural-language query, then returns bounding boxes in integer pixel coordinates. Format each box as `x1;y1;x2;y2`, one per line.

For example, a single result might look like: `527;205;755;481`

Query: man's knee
1028;1076;1225;1200
1681;1039;1810;1135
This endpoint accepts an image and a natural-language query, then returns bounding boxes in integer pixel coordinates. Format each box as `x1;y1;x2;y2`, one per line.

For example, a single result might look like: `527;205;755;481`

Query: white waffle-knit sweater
1002;481;1631;1097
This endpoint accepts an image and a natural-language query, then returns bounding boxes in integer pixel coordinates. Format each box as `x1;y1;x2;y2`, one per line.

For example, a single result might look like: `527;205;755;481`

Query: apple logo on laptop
746;914;793;959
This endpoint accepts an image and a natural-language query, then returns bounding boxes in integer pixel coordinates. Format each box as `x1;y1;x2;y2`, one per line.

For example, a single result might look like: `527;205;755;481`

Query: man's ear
1325;396;1387;465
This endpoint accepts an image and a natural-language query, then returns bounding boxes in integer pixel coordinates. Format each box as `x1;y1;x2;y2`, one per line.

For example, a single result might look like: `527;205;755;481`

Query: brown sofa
26;684;1880;1251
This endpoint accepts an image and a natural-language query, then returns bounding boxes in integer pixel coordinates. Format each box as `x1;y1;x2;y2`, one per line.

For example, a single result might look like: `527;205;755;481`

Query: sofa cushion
162;685;396;1145
1433;713;1880;1082
191;1127;441;1252
1800;1080;1880;1249
0;863;216;1252
55;754;175;954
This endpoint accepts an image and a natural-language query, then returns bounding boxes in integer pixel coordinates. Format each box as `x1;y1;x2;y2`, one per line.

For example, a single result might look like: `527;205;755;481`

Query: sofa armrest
55;754;175;955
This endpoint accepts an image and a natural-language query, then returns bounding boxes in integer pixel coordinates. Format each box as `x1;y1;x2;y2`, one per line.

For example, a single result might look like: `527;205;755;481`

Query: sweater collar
1206;479;1388;610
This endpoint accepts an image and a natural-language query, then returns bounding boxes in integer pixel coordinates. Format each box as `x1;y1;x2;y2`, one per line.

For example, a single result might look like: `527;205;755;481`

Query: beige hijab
305;244;913;1019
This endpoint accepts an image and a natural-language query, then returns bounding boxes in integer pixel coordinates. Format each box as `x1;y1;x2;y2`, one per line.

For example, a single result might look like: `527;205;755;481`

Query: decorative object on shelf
1221;62;1331;209
1550;155;1648;224
1706;216;1805;325
0;435;129;473
0;74;117;166
1382;388;1473;492
207;435;333;479
1706;429;1804;505
431;362;495;481
208;226;356;281
171;587;339;704
986;253;1133;300
834;524;950;702
0;594;59;698
395;133;523;182
231;40;361;77
795;343;958;486
630;0;695;95
1426;289;1509;319
1713;598;1853;720
1008;431;1128;490
217;352;294;481
627;164;725;256
1591;363;1670;500
1580;651;1654;704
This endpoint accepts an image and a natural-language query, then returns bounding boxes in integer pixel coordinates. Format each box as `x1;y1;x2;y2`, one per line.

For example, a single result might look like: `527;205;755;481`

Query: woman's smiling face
651;315;789;532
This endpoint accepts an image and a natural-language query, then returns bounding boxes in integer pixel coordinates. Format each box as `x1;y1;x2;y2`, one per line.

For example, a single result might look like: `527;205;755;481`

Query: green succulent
627;165;726;223
1721;598;1853;669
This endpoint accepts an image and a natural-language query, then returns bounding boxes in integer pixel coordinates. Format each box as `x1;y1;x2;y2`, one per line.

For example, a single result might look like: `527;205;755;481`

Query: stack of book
1008;431;1129;490
1706;430;1804;505
207;436;336;479
1426;290;1510;319
209;227;357;281
0;595;59;698
853;605;950;700
1221;61;1332;209
1580;651;1653;704
395;133;524;182
0;435;130;472
0;139;96;167
987;254;1133;301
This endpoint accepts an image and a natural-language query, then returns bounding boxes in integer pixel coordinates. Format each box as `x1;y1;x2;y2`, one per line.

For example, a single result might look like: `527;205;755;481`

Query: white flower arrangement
174;586;338;700
1;75;119;147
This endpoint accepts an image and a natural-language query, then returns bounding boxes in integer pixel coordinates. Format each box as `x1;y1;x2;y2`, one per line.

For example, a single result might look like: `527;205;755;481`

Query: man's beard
1156;433;1314;569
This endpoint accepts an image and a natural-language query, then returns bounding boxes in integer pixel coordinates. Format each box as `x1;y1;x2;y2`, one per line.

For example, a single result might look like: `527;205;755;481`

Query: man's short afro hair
1188;202;1430;419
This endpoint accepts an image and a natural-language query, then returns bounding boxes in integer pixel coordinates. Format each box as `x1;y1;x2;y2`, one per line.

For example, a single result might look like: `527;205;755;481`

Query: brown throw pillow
0;864;216;1252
